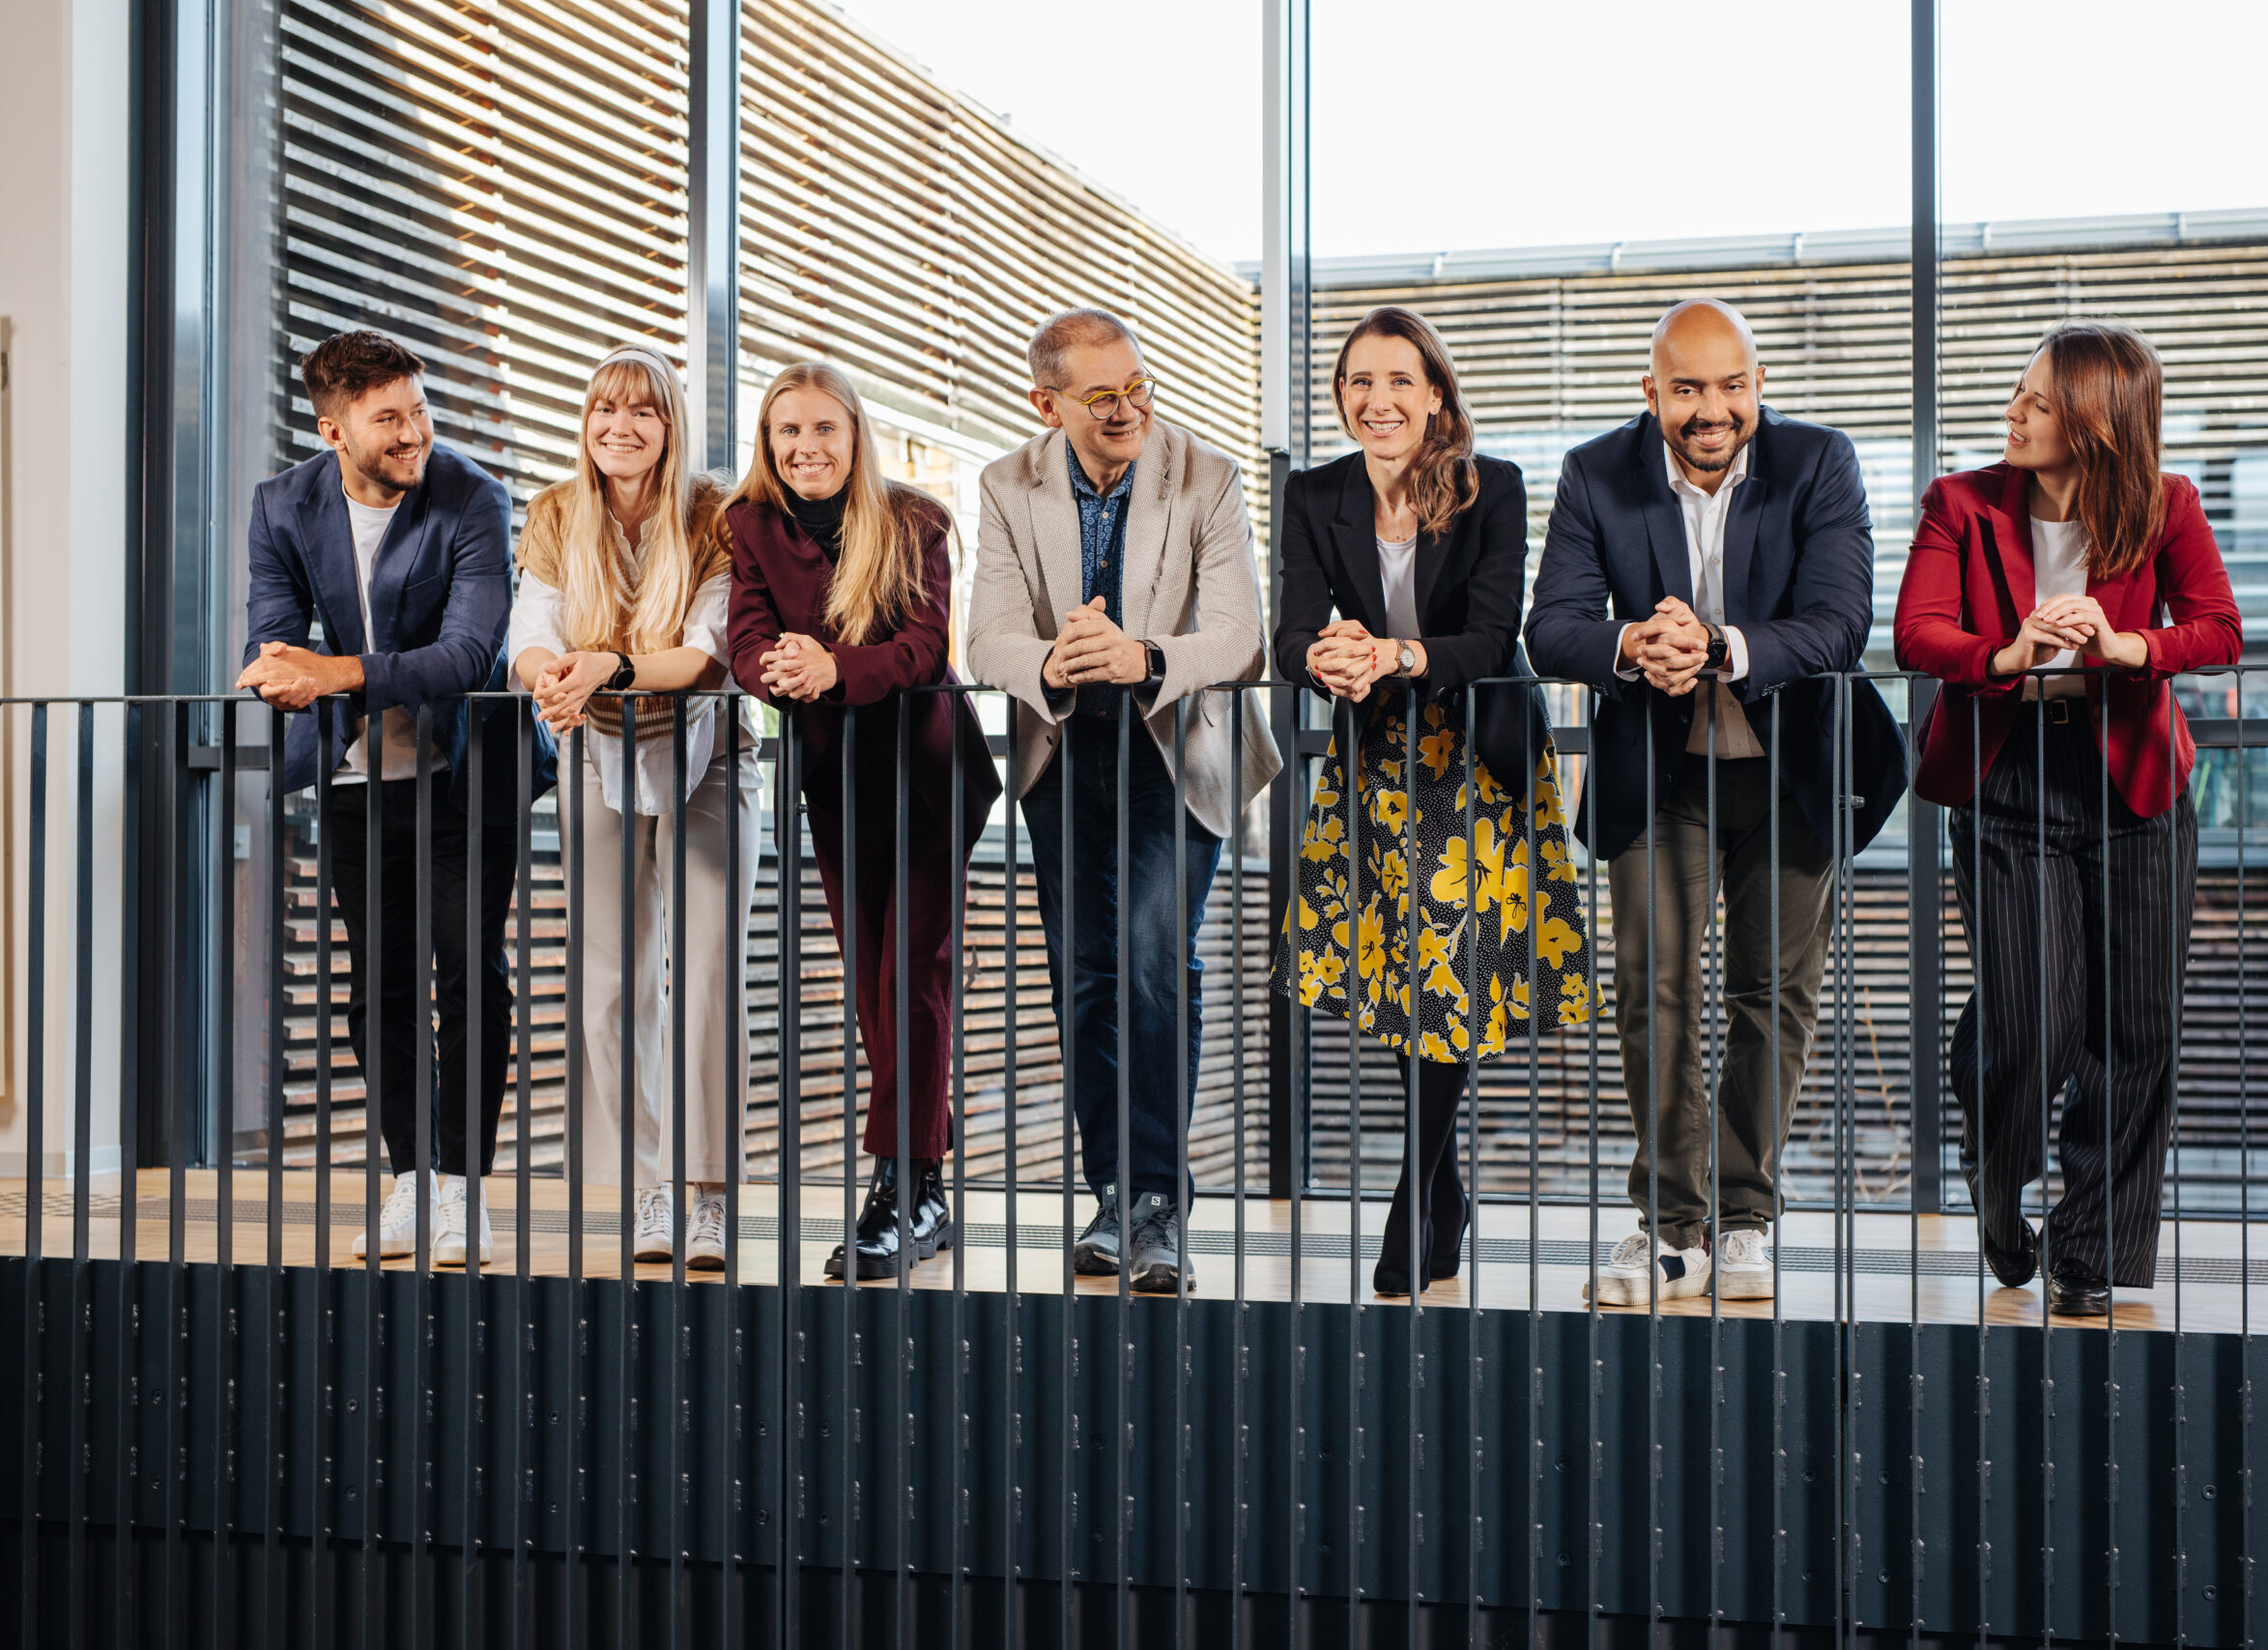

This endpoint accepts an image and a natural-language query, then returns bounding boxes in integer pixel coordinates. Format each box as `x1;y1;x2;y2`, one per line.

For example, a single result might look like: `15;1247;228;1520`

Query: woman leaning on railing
1894;318;2242;1317
507;344;762;1270
722;362;1001;1283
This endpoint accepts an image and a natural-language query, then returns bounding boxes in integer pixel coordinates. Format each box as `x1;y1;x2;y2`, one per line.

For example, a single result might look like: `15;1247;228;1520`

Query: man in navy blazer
236;329;528;1268
1527;299;1905;1306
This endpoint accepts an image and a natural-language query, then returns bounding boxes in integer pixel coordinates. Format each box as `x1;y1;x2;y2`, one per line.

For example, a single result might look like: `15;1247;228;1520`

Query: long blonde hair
729;362;935;645
557;345;703;654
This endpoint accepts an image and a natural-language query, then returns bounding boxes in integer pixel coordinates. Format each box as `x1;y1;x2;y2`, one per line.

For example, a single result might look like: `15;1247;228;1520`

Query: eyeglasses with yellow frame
1047;377;1158;419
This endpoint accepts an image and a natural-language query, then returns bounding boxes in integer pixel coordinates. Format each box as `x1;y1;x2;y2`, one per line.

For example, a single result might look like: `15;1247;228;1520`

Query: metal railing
0;668;2260;1646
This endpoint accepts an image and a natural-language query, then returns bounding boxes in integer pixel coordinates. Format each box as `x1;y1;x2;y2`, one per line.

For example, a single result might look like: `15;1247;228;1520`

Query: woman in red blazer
1895;320;2240;1316
725;362;1000;1281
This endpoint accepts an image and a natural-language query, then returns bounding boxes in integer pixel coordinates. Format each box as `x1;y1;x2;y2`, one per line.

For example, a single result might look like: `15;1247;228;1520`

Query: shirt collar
1067;440;1134;503
1662;433;1749;502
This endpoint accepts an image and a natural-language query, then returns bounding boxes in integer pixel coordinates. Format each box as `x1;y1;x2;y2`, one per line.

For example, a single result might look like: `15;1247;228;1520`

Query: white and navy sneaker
1715;1229;1775;1298
1583;1230;1711;1305
686;1186;730;1271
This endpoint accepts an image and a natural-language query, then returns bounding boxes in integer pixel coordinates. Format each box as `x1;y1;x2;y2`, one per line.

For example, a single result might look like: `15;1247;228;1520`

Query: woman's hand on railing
531;650;616;732
760;632;840;702
1988;605;2093;680
2034;593;2149;671
1307;619;1387;703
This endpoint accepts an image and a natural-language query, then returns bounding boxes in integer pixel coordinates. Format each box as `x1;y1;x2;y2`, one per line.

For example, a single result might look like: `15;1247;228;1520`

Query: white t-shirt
334;490;440;783
2030;514;2090;676
1376;532;1420;645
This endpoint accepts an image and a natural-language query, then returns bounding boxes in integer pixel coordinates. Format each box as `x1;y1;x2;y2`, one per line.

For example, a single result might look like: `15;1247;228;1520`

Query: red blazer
724;495;1000;846
1893;463;2240;818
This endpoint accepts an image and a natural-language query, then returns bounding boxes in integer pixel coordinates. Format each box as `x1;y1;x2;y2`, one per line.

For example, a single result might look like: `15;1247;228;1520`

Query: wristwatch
1395;642;1418;677
1144;641;1167;682
1702;624;1730;674
604;651;637;692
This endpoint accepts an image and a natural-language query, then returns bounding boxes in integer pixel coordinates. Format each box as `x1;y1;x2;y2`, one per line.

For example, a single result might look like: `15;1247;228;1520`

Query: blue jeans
1019;716;1221;1199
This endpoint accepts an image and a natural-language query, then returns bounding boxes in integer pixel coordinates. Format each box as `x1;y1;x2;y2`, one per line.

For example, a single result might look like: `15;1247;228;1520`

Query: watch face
1398;645;1417;673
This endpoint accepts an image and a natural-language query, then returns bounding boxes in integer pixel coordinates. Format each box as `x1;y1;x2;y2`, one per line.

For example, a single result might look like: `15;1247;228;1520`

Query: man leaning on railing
963;306;1282;1293
1526;298;1906;1307
234;329;547;1269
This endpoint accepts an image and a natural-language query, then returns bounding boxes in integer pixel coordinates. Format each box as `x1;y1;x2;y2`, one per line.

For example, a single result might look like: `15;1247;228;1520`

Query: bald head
1643;299;1765;489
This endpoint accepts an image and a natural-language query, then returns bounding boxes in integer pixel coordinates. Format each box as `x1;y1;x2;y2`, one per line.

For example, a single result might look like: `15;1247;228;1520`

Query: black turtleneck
787;488;848;564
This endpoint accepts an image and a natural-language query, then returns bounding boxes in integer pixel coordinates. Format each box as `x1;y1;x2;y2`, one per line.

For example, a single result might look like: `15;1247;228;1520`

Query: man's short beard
346;436;428;495
1674;416;1750;474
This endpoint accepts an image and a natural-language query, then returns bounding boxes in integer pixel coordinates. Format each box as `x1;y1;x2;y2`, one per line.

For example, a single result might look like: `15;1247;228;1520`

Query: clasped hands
528;651;619;733
1620;596;1715;697
1042;595;1149;690
235;641;361;711
1990;593;2146;678
1304;620;1399;703
759;633;841;703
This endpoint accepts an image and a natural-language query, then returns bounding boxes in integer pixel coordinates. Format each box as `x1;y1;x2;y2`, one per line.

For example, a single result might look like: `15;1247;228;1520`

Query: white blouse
2030;514;2089;677
506;568;737;815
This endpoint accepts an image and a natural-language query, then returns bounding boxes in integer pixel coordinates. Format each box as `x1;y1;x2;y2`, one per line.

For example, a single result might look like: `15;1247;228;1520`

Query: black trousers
324;779;520;1177
1948;708;2196;1288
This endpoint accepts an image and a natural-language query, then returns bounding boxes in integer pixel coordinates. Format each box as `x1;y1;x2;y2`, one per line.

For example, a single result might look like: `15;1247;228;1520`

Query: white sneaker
687;1185;729;1272
632;1185;675;1263
1715;1229;1775;1298
434;1173;494;1268
353;1171;438;1260
1583;1230;1711;1305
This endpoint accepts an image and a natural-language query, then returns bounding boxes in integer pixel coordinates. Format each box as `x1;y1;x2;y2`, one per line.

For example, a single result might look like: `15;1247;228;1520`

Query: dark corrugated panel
275;0;692;507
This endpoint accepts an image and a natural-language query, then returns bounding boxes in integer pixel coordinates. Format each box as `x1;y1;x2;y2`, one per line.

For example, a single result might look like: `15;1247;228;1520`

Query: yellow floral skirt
1271;688;1593;1064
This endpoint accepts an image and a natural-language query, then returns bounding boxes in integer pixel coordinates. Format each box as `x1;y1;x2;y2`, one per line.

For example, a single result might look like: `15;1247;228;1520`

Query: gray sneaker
1072;1185;1123;1276
1127;1193;1193;1295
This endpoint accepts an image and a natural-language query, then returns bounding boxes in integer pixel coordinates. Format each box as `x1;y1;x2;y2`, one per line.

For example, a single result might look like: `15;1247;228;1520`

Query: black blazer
1524;407;1904;861
1273;450;1550;784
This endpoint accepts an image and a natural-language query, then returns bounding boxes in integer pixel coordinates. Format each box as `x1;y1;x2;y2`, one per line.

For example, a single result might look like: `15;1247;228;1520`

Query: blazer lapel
1332;460;1391;632
1118;427;1173;640
1641;430;1694;607
1720;435;1765;619
1988;465;2037;618
1028;432;1085;631
296;460;367;654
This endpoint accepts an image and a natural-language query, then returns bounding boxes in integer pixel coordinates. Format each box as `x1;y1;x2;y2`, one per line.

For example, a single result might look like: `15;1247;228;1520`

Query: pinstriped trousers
1948;708;2196;1288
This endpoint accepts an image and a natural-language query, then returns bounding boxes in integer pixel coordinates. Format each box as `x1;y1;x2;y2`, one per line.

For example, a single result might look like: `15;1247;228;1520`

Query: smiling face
584;378;670;492
1031;333;1152;482
2003;351;2076;474
320;375;432;499
767;387;857;501
1643;303;1765;485
1338;333;1441;466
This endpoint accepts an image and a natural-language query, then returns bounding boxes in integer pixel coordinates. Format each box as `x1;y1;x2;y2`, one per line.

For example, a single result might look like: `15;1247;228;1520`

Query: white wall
0;0;132;1175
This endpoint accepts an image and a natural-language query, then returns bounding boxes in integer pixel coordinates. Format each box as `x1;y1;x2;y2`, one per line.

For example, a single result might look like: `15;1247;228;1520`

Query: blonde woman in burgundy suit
1896;320;2240;1316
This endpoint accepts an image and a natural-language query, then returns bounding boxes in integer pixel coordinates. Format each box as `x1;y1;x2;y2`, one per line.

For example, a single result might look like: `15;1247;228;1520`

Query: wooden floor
4;1172;2265;1331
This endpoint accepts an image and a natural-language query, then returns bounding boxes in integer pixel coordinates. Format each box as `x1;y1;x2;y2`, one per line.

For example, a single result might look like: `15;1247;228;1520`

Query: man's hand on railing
236;639;359;710
760;632;840;702
1628;597;1709;697
1047;595;1148;688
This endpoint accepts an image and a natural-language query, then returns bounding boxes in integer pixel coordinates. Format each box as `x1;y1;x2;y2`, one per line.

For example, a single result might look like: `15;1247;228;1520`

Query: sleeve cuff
1723;625;1750;682
1612;622;1642;681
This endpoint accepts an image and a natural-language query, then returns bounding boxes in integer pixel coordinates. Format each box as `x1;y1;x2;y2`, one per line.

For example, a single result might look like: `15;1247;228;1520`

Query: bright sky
831;0;2267;266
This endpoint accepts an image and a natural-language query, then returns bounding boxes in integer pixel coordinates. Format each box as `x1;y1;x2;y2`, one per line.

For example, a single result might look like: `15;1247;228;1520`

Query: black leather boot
825;1156;955;1281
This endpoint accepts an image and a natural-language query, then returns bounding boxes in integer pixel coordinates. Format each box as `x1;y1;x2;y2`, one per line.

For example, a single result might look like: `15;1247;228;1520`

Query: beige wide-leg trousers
567;740;761;1186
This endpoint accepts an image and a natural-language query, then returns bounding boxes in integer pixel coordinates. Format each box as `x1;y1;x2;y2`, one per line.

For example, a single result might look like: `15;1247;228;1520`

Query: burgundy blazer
724;495;1000;847
1893;463;2240;818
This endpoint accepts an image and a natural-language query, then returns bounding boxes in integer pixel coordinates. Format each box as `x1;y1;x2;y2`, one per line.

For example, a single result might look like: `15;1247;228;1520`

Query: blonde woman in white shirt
509;343;759;1268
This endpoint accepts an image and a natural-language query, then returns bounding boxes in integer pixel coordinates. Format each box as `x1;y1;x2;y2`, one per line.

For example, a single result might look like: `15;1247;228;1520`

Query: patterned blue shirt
1067;443;1134;718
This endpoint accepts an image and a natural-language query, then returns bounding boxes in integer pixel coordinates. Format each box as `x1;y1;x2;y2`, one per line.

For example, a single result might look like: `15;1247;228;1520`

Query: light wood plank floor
4;1172;2264;1332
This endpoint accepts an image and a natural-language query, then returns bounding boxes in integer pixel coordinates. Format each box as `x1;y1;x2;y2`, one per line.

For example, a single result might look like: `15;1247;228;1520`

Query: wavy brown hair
1331;306;1479;537
2029;320;2167;579
728;362;939;646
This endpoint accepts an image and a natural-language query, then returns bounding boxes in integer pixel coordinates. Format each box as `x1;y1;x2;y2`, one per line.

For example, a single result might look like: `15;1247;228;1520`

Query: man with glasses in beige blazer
966;307;1281;1293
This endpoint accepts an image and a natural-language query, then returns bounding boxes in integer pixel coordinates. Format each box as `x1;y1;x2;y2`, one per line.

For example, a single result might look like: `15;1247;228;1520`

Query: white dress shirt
334;490;443;783
2027;514;2090;696
505;566;735;815
1614;439;1763;759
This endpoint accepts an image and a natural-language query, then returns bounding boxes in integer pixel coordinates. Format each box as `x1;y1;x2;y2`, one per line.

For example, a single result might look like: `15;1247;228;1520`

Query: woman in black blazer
1272;305;1591;1295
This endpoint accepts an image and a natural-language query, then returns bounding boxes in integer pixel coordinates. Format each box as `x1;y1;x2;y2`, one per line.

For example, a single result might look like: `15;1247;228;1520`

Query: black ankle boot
1427;1183;1471;1283
825;1157;955;1281
1372;1171;1433;1297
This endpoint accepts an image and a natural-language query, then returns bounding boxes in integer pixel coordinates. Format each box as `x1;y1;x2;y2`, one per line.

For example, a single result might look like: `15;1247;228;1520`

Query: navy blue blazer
1273;450;1551;783
1525;407;1904;861
242;445;552;810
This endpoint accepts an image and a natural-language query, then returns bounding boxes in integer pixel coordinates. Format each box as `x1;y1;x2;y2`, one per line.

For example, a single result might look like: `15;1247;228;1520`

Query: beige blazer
964;421;1282;840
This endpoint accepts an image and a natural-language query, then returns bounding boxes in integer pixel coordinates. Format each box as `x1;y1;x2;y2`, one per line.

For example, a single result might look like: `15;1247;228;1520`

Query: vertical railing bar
1344;690;1363;1640
948;691;969;1650
265;700;289;1650
513;702;534;1650
1834;675;1854;1650
2237;663;2254;1650
1586;691;1604;1645
1059;714;1076;1650
2037;689;2053;1650
1645;680;1661;1636
617;702;638;1650
19;703;47;1647
113;700;142;1650
313;714;336;1650
1969;690;1989;1650
1706;686;1724;1641
2104;675;2121;1650
2168;671;2187;1650
894;695;913;1648
1906;679;1923;1650
1114;694;1133;1649
465;692;488;1650
669;697;690;1650
1001;695;1020;1648
1521;681;1540;1641
1173;697;1192;1650
841;704;859;1650
212;698;238;1650
1401;686;1419;1643
68;703;96;1650
1231;688;1249;1650
721;698;745;1650
160;703;186;1643
777;709;804;1650
413;702;436;1650
565;722;587;1650
361;714;383;1650
1290;691;1310;1650
1770;692;1787;1647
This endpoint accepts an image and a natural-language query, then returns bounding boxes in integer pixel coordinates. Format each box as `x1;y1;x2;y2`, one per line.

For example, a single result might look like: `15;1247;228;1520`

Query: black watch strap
1144;641;1167;682
1704;624;1729;672
604;651;637;692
